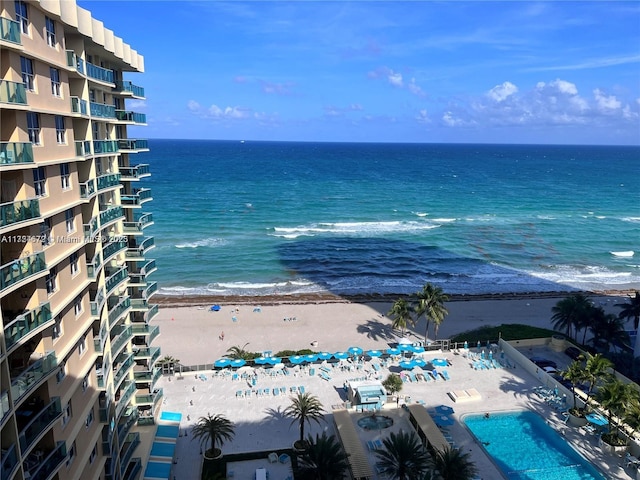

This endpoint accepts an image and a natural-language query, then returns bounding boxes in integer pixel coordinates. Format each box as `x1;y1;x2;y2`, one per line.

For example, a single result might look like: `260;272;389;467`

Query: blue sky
79;1;640;144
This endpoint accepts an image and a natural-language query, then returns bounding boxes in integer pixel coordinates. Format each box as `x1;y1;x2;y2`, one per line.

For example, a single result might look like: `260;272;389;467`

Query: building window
56;362;67;384
50;67;61;97
33;166;46;196
52;316;62;340
20;56;34;91
65;207;74;232
15;1;28;35
85;407;94;428
74;295;83;316
45;266;57;295
78;334;87;355
70;252;79;275
66;441;76;467
89;444;97;464
40;218;52;246
60;162;71;189
27;112;40;145
45;16;56;47
55;116;66;144
82;374;90;392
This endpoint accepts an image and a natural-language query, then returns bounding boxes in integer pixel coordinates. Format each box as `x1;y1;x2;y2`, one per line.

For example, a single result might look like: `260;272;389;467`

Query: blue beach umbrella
333;352;349;360
386;347;401;355
435;405;454;415
432;358;448;367
586;412;607;427
366;350;382;358
210;305;221;311
214;358;231;368
269;357;282;364
399;344;413;352
433;415;455;427
254;357;268;365
409;345;425;354
289;355;304;364
230;359;246;368
317;352;333;360
413;358;426;368
348;346;363;356
304;354;318;363
399;360;416;369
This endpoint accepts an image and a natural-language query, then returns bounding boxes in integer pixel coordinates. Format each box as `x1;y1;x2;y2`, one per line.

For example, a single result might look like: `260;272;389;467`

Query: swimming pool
144;460;171;480
150;441;176;458
159;411;182;423
155;424;180;439
463;411;605;480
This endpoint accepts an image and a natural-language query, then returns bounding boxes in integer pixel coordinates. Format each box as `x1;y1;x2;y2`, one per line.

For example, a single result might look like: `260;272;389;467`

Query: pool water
150;441;176;458
156;424;180;439
144;461;172;479
159;411;182;422
464;411;605;480
357;415;394;430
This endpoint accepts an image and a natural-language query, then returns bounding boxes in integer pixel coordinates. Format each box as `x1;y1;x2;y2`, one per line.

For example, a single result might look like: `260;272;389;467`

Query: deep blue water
135;140;639;296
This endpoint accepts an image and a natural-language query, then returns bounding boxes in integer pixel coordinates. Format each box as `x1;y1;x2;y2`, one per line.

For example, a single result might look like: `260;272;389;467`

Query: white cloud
408;78;426;98
388;71;403;87
416;109;430;123
442;111;464;127
187;100;201;112
593;88;621;111
487;81;518;102
368;66;426;97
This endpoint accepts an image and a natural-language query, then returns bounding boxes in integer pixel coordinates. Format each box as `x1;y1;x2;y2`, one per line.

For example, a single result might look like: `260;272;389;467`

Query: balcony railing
0;17;21;44
19;397;62;452
135;388;163;406
146;304;159;322
119;163;150;180
105;266;128;294
4;302;52;350
123;213;153;235
134;346;160;363
113;81;145;98
65;50;85;74
143;281;158;300
90;101;116;119
110;325;132;356
70;96;88;115
116;381;136;418
86;62;114;83
113;352;135;389
130;298;148;311
97;173;121;191
0;80;27;104
103;240;127;261
119;432;141;476
117;139;149;151
0;442;18;480
80;178;96;199
90;288;106;317
86;251;102;279
28;441;67;480
84;215;99;239
100;205;125;227
75;140;92;156
93;140;119;154
0;252;47;294
115;110;147;124
108;296;131;327
126;237;155;260
0;142;34;166
10;351;57;404
123;457;142;480
121;188;152;208
0;198;40;229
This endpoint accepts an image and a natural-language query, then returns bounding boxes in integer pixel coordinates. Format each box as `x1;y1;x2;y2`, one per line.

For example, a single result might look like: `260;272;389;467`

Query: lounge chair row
235;385;306;398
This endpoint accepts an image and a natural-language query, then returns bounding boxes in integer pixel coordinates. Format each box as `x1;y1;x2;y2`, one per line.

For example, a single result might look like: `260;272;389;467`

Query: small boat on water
610;251;635;257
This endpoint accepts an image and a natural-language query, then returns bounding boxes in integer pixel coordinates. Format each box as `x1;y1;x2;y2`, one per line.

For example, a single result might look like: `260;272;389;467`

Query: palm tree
374;429;430;480
596;378;639;445
382;373;403;397
588;310;630;353
388;298;414;338
225;342;252;360
429;446;479;480
561;360;588;415
191;413;235;458
617;291;640;357
550;293;592;340
414;283;449;342
582;353;614;398
283;392;325;448
296;432;349;480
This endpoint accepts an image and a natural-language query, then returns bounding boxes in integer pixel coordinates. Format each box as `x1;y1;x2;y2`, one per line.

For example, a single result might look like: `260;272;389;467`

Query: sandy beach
151;292;630;366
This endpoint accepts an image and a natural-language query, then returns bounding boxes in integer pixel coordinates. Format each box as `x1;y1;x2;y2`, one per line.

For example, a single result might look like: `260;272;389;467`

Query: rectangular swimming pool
463;411;605;480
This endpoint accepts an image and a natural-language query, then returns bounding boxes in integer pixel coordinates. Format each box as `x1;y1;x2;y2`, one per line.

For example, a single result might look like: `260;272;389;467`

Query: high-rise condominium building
1;1;159;479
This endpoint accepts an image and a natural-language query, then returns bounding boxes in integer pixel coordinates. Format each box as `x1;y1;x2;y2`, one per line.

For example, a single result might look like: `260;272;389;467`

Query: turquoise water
139;140;640;296
159;411;182;423
464;411;605;480
144;461;171;479
150;441;176;458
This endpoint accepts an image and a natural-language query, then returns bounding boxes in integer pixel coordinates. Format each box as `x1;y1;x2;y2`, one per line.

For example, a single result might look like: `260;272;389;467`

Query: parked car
530;357;558;369
564;346;582;360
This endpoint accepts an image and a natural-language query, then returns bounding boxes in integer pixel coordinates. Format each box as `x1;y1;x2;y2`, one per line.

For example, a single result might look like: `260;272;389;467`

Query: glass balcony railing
65;50;84;74
118;407;139;446
103;240;127;261
117;139;149;151
113;81;145;98
86;251;102;279
122;188;153;207
90;101;116;119
0;80;27;104
0;252;47;294
115;110;147;124
75;140;92;156
135;388;163;406
0;142;34;166
86;62;114;83
0;442;18;480
123;213;153;235
90;288;106;317
84;215;99;239
0;17;21;44
10;351;57;404
113;352;135;389
4;302;52;350
19;397;62;452
123;457;142;480
110;325;132;356
116;381;136;418
134;346;160;363
125;237;155;259
28;441;67;480
108;296;131;327
105;266;128;294
119;432;140;476
0;198;40;228
119;163;151;180
146;304;159;322
70;96;88;115
143;281;158;300
93;140;119;154
100;205;124;226
130;298;148;311
96;173;121;192
80;178;96;199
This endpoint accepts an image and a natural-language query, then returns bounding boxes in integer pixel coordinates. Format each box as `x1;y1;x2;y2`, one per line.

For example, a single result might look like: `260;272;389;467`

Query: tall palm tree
374;429;430;480
617;291;640;357
283;392;325;448
596;378;639;443
388;298;414;338
588;310;630;353
414;283;449;342
225;342;252;360
582;353;614;398
296;432;349;480
429;446;479;480
551;293;592;340
192;413;235;458
561;360;588;414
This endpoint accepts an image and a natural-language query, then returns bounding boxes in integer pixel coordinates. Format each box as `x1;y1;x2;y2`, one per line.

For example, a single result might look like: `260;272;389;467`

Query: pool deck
151;344;633;480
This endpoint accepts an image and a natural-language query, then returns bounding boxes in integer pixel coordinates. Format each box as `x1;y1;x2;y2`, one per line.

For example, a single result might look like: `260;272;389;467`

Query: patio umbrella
317;352;333;360
413;358;426;368
366;350;382;357
399;344;414;352
399;360;416;369
435;405;455;415
254;357;268;365
267;357;282;365
230;359;246;368
586;412;608;427
432;358;448;367
433;415;455;427
386;347;401;355
289;355;304;364
304;354;318;363
210;305;221;311
348;346;363;356
333;352;349;359
214;358;231;368
409;345;425;354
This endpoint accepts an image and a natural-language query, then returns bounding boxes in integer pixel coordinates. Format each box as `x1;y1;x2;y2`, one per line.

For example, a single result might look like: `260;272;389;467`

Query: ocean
137;140;639;297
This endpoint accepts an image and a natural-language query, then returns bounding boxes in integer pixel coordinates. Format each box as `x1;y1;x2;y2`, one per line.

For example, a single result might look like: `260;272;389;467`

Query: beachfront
141;294;636;479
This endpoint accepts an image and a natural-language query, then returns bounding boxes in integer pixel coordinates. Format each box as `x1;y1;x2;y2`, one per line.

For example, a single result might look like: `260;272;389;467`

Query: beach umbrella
333;352;349;359
304;354;318;363
268;357;282;365
317;352;333;360
210;305;221;311
289;355;304;364
413;358;426;368
399;360;416;369
348;346;363;356
410;345;425;354
254;357;268;365
399;344;413;352
586;412;608;427
433;415;455;427
386;347;401;356
214;358;231;368
230;359;246;368
435;405;454;415
366;350;382;358
432;358;448;367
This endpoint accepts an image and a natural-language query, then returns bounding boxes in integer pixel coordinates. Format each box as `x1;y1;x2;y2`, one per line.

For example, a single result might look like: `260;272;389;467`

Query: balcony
65;50;85;74
130;298;148;311
0;442;18;480
123;457;142;480
116;381;136;418
113;352;135;390
108;296;131;327
99;205;125;227
0;142;34;167
115;110;147;124
119;432;141;476
75;140;92;156
93;140;119;155
97;172;121;191
125;237;155;261
146;304;159;322
134;368;161;389
121;188;152;208
0;16;20;44
90;288;106;317
105;266;128;295
86;251;102;279
90;101;116;119
86;61;114;84
117;139;149;152
4;303;52;351
131;324;159;345
0;252;47;294
27;441;67;480
135;388;163;406
0;80;27;105
117;406;139;446
83;215;99;239
119;163;150;181
0;198;40;229
10;351;57;405
110;325;132;356
18;397;62;453
94;322;107;354
103;240;127;262
113;81;145;98
134;346;160;363
143;282;158;300
123;213;153;235
70;96;88;115
80;178;97;199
